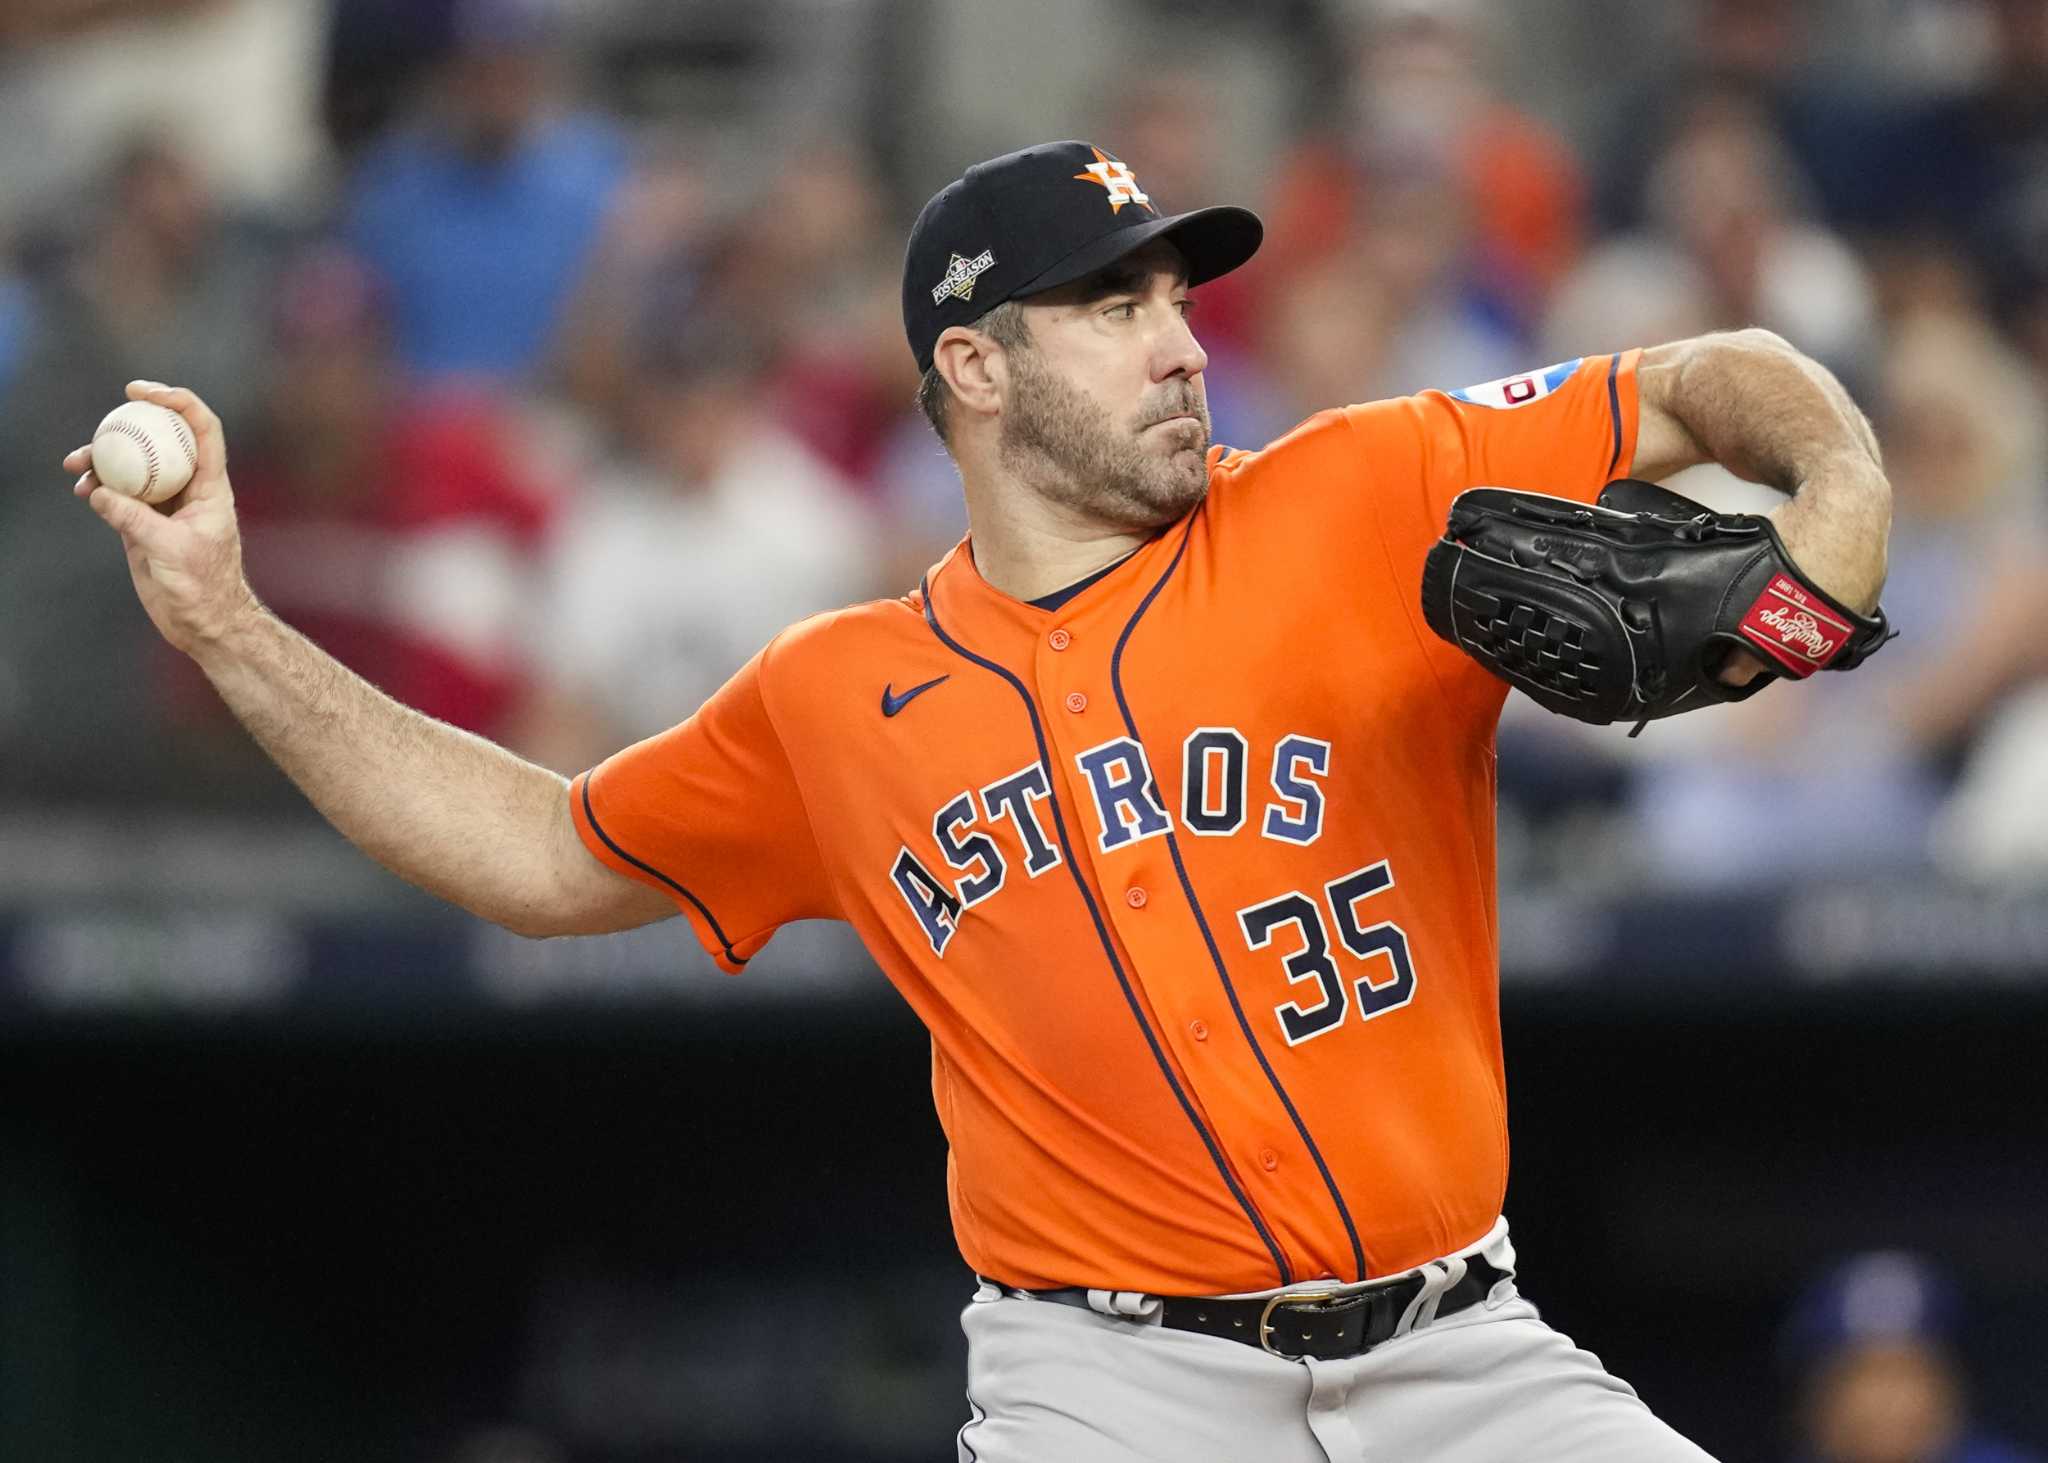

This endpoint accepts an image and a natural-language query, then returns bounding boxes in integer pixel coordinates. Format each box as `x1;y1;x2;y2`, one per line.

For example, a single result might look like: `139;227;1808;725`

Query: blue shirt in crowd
344;111;628;380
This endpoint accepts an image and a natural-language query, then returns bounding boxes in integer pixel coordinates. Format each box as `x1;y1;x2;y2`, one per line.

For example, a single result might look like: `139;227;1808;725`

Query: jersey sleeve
1339;351;1641;599
567;637;838;972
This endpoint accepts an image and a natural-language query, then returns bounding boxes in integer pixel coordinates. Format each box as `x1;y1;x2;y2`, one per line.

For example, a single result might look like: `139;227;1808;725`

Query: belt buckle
1257;1288;1341;1358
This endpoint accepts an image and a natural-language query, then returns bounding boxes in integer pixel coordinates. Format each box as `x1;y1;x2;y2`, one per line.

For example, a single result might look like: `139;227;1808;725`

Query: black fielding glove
1419;479;1894;732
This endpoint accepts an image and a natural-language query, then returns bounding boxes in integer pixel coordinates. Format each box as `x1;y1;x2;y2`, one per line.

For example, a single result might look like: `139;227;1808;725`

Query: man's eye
1105;302;1137;320
1176;298;1196;317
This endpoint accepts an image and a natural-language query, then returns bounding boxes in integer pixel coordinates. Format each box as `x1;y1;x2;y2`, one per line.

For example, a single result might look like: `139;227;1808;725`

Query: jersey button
1124;886;1147;909
1189;1019;1209;1041
1259;1148;1280;1172
1048;628;1072;651
1064;691;1088;714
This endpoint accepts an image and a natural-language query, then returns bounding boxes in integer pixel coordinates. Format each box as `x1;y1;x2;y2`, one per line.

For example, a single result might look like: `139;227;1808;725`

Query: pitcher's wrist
188;587;269;673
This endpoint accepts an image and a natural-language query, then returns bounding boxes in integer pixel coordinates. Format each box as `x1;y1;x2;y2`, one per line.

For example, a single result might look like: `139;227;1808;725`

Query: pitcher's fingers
128;381;226;478
1716;648;1770;688
88;484;177;553
74;471;101;498
63;444;94;475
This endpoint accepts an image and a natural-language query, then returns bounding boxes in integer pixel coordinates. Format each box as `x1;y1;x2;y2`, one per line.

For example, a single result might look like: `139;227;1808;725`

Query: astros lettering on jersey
570;351;1641;1297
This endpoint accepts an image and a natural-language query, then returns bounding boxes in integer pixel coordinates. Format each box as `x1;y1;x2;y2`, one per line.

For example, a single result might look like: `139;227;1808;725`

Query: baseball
92;400;198;505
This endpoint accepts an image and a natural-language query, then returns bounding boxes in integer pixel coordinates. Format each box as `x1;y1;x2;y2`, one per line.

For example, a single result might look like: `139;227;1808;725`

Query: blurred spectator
739;141;912;489
1263;0;1586;338
322;0;465;158
0;136;283;807
720;138;891;347
1257;143;1524;421
1848;0;2048;276
1624;307;2048;885
1911;0;2048;386
163;247;555;780
515;288;882;772
771;249;923;490
1551;90;1877;383
1781;1252;2041;1463
1842;308;2047;750
0;0;327;218
1257;250;1393;426
1592;0;1886;234
868;406;974;586
1539;238;1717;364
553;138;713;425
342;0;629;383
1932;677;2048;882
10;137;281;430
1237;3;1572;416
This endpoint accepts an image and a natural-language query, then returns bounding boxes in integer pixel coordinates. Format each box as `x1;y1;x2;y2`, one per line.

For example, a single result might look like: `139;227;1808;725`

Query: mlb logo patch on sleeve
1447;359;1583;409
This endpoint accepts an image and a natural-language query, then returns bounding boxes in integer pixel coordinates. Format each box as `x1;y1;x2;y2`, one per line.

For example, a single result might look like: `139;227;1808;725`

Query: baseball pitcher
69;141;1893;1461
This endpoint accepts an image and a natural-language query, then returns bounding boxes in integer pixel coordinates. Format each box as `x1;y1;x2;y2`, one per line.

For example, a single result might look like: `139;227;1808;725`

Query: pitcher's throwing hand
66;380;257;659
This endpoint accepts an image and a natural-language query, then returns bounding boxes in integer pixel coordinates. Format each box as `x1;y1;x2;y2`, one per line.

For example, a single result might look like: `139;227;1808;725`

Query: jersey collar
923;518;1186;663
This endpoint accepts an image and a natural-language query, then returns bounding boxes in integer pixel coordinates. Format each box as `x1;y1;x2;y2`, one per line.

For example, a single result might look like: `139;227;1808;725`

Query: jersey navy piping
581;774;748;967
1029;555;1127;612
1109;512;1371;1283
1603;354;1625;476
920;576;1295;1284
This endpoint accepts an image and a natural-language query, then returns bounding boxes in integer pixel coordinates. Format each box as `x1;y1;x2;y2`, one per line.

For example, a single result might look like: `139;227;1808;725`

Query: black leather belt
1013;1254;1509;1362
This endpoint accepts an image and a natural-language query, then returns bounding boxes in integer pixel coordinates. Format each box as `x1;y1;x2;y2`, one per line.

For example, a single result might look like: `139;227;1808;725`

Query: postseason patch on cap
933;248;995;303
1448;359;1582;409
1737;573;1855;676
931;249;996;305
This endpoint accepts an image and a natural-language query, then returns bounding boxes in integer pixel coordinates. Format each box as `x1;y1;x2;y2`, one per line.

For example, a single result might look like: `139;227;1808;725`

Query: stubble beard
997;347;1212;532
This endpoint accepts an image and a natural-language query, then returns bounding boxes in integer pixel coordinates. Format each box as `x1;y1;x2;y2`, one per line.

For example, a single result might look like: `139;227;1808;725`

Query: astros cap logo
931;249;997;305
1073;147;1153;214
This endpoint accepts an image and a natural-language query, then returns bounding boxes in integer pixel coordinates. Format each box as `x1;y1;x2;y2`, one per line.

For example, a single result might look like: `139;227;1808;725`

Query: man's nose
1155;312;1208;381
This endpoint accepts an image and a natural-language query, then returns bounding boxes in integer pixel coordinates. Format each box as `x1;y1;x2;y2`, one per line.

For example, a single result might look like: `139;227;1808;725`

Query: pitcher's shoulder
1199;406;1407;529
758;590;939;700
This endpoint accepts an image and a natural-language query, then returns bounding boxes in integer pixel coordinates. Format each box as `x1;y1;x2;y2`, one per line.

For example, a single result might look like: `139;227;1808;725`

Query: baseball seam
104;420;161;496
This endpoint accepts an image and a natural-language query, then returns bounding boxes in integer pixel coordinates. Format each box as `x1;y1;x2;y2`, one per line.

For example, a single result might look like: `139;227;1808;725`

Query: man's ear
933;325;1007;424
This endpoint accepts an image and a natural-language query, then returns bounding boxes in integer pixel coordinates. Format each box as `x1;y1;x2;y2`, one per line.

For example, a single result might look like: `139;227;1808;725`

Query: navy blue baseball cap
902;140;1264;374
1779;1251;1960;1370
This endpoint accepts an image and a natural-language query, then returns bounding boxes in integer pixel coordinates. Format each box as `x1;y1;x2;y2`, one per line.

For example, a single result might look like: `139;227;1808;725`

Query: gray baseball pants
955;1222;1717;1463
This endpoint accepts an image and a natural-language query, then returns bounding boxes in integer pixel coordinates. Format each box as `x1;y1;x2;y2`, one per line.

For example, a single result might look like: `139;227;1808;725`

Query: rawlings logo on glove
1419;480;1894;733
1740;575;1855;671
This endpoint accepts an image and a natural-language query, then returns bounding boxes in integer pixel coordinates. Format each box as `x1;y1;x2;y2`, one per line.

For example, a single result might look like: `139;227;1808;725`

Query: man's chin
1125;464;1210;528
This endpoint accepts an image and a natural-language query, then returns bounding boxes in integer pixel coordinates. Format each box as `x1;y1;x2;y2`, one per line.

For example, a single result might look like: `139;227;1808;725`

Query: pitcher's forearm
192;605;571;931
1637;330;1892;612
1639;329;1881;487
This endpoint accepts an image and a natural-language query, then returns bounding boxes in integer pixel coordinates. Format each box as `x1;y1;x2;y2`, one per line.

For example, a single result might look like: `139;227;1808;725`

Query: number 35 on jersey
889;726;1418;1047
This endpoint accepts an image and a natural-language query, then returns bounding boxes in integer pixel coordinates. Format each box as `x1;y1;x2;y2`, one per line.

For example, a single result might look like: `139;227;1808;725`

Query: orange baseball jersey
570;351;1641;1295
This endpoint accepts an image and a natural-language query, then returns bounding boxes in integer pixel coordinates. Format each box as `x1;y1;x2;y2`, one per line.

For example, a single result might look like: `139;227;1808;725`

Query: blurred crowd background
5;0;2048;889
3;2;2048;1462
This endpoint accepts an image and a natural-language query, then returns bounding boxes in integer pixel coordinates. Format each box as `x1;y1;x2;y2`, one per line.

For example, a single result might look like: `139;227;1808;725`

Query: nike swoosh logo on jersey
882;675;950;717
